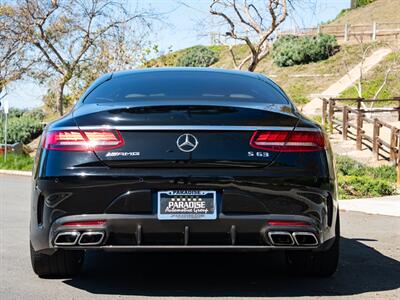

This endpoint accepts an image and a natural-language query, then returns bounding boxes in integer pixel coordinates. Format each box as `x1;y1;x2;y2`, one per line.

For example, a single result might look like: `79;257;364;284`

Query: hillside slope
331;0;400;25
340;50;400;100
145;1;399;107
214;45;355;105
146;41;398;107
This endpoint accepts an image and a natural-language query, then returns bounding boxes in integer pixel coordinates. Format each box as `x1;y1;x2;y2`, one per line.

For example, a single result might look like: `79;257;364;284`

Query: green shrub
338;175;395;199
336;156;397;199
336;155;366;176
0;109;44;144
24;108;45;120
0;153;33;171
272;34;338;67
7;108;25;118
355;0;375;8
336;155;397;180
176;46;219;67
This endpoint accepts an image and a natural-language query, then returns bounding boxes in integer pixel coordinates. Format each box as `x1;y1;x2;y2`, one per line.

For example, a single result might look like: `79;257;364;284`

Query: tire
286;214;340;277
30;243;84;278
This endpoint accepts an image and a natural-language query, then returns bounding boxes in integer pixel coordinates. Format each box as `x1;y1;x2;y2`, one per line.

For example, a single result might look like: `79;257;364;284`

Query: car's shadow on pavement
63;237;400;297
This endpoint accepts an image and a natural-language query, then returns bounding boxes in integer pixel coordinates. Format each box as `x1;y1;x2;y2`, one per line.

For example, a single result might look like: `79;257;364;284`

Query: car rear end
30;69;339;277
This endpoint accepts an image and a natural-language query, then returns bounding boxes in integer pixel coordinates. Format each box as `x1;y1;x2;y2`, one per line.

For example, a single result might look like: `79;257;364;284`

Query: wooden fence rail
321;97;400;186
278;22;400;42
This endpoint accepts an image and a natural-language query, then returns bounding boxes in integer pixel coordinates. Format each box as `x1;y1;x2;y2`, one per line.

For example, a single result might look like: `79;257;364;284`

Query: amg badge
105;152;140;157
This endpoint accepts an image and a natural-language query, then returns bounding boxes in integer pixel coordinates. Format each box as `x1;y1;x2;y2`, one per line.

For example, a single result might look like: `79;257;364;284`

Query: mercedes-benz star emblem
176;133;199;152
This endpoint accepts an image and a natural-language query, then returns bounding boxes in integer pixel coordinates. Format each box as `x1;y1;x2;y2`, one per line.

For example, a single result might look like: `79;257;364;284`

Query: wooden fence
321;97;400;186
278;22;400;42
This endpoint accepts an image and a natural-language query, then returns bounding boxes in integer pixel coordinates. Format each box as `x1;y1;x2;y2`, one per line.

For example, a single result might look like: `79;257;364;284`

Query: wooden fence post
328;99;335;133
397;133;400;187
397;130;400;187
372;118;380;160
322;99;327;126
342;106;348;140
356;98;362;110
344;23;349;42
397;99;400;121
356;111;363;150
372;21;377;41
389;128;398;163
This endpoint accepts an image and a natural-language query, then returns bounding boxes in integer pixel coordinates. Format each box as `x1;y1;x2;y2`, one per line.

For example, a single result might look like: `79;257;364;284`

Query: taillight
43;130;124;151
84;131;124;150
250;130;325;152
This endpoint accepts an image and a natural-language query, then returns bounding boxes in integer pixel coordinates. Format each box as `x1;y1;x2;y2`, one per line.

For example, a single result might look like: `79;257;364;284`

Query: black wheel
286;214;340;277
30;243;84;278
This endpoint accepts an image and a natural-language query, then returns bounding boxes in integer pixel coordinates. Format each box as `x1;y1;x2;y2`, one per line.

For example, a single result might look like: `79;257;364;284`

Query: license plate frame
157;190;217;220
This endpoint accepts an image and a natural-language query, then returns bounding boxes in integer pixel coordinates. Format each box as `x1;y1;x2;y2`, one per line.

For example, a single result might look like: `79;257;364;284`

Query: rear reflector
43;130;124;151
267;220;311;227
62;220;107;227
250;130;324;152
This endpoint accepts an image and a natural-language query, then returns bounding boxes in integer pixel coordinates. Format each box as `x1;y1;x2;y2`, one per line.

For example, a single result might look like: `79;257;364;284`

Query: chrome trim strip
53;126;320;132
65;245;320;251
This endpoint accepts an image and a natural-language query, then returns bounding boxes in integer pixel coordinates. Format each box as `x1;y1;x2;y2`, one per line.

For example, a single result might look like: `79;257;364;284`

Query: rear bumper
47;213;337;252
30;173;338;253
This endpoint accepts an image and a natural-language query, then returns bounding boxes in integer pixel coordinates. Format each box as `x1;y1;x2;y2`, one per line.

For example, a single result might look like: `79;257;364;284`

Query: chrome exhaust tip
78;231;104;246
292;232;318;246
268;231;295;246
54;231;80;246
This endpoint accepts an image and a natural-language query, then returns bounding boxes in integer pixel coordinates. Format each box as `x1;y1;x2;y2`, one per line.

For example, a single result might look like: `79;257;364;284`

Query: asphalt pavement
1;174;399;299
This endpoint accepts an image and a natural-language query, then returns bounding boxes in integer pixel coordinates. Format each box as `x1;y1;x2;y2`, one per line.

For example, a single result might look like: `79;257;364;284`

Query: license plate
157;190;217;220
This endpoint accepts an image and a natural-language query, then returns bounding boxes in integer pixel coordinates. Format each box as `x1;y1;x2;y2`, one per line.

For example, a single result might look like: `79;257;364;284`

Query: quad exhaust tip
54;231;80;246
292;232;318;246
54;231;105;246
78;231;105;245
267;231;319;246
268;231;295;246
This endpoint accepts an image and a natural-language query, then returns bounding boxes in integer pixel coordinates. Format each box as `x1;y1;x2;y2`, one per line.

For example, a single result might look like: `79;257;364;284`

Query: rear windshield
84;71;289;104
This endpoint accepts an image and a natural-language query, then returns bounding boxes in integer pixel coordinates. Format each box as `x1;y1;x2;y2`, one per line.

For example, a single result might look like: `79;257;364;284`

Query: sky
4;0;350;109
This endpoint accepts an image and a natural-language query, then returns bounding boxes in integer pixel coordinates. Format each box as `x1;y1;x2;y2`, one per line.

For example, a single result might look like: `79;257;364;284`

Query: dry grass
330;0;400;25
340;50;400;103
147;41;392;107
136;0;400;108
213;43;377;106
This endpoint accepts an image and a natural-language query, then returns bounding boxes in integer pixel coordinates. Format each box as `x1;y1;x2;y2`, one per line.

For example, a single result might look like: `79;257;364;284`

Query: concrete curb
339;196;400;217
0;169;32;176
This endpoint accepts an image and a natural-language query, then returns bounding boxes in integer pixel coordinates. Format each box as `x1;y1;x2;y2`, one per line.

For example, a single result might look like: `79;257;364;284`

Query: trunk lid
72;102;299;167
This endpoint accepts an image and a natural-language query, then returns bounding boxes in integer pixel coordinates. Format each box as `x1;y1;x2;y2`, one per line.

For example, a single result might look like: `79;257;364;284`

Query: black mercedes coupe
30;68;339;278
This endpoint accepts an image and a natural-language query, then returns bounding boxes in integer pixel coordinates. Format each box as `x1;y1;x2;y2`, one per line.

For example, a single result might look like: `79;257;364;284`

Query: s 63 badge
248;151;269;158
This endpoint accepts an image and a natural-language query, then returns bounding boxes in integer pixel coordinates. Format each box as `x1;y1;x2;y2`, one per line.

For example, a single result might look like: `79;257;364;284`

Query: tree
68;21;154;105
342;37;399;109
3;0;153;115
210;0;288;71
0;4;34;99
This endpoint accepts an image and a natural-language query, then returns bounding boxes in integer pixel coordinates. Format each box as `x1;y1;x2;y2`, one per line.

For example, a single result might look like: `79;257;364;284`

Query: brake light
267;220;311;226
250;130;325;152
62;220;107;227
43;130;124;151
